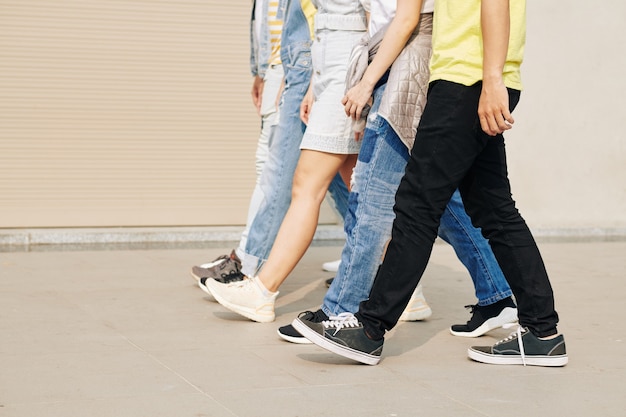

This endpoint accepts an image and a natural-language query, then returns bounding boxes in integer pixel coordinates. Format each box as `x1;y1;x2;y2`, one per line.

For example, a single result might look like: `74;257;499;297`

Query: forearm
360;0;423;89
481;0;510;83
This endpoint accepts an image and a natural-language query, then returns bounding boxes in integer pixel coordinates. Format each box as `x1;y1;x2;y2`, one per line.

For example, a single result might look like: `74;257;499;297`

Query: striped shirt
267;0;283;65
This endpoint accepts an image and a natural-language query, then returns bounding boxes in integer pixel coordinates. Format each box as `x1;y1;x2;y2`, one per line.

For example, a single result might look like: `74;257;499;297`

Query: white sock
252;276;278;298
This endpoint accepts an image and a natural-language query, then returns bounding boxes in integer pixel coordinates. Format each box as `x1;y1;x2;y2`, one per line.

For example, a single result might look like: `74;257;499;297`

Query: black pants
357;80;559;339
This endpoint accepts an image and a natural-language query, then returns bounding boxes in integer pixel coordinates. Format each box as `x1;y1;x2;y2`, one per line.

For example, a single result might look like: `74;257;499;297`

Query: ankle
252;276;278;297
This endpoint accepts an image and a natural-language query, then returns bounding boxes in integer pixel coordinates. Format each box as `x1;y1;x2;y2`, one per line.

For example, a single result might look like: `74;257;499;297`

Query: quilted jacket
378;13;433;151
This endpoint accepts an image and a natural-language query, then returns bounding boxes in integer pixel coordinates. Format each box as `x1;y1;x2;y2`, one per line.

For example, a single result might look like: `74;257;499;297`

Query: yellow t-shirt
301;0;316;41
429;0;526;90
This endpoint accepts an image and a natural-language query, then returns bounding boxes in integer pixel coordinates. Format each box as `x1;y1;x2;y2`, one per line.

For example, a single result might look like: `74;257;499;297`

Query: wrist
360;74;378;91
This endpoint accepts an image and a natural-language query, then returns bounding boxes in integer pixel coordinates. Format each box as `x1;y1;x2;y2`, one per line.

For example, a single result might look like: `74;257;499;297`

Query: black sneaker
292;312;383;365
325;277;334;288
278;309;329;344
468;326;568;367
190;250;242;282
197;271;244;296
450;297;518;338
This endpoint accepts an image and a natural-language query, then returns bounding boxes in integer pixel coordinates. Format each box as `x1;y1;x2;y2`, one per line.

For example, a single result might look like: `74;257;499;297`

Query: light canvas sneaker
398;284;432;321
204;276;278;323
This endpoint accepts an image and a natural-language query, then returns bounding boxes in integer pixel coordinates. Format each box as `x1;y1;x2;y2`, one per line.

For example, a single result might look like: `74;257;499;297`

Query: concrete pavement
1;240;625;416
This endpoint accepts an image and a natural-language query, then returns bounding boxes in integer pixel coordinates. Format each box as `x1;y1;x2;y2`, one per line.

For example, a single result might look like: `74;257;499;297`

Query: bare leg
258;149;356;291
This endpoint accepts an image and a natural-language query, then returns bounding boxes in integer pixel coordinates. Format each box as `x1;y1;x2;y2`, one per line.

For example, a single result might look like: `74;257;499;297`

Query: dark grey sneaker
190;250;242;282
292;312;383;365
325;277;334;288
450;297;518;338
468;326;568;367
277;309;329;344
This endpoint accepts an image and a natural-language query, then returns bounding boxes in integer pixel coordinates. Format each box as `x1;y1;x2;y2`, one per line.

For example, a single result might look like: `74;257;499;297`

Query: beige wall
506;1;626;231
0;0;271;228
1;1;625;232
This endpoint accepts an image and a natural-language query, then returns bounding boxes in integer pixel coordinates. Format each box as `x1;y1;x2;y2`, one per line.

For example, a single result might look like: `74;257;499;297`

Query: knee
291;173;327;205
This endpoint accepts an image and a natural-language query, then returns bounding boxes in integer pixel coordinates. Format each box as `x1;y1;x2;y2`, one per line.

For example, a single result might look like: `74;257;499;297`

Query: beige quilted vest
378;13;433;151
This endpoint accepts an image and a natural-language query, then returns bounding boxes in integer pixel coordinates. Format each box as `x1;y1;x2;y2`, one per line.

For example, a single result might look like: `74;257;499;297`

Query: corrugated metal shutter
1;0;265;227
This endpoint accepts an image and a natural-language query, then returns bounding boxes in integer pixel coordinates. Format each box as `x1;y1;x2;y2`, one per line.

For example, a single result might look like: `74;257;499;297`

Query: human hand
251;76;264;116
478;78;514;136
300;87;314;124
342;80;374;121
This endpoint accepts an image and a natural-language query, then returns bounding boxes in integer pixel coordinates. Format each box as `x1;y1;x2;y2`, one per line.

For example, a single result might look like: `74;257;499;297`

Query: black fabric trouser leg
357;80;559;340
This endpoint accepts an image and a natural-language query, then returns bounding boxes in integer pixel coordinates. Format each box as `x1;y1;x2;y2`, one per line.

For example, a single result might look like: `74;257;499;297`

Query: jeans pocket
284;41;312;71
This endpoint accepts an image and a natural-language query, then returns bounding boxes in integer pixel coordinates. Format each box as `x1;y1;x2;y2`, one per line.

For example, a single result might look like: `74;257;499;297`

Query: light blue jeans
235;64;284;259
322;85;512;316
241;0;349;277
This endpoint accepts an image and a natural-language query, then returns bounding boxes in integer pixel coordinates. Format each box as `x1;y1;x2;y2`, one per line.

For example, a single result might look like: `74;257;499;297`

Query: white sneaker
204;276;278;323
399;284;432;321
322;259;341;272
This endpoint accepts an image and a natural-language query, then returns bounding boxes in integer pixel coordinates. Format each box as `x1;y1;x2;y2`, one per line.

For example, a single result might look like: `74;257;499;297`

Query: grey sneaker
468;326;568;367
292;312;383;365
277;309;329;344
190;250;242;282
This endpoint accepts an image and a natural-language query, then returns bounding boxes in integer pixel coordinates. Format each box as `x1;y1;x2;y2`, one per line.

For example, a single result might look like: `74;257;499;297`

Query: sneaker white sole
204;280;275;323
322;260;341;272
197;280;215;300
467;348;568;367
450;307;518;338
277;329;313;344
292;318;380;365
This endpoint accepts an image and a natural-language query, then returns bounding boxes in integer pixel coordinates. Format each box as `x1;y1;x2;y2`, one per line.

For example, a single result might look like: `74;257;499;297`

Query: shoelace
464;304;478;313
224;277;252;290
322;312;360;335
496;323;527;366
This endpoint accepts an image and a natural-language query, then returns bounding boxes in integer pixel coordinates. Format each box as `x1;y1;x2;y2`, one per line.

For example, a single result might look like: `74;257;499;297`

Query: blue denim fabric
234;64;284;260
242;0;349;277
250;0;270;78
437;193;513;306
322;84;512;316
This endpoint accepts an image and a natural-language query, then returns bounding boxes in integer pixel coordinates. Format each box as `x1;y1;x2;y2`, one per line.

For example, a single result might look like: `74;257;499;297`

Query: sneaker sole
204;281;275;323
450;307;518;338
277;329;313;344
399;305;432;321
292;318;380;365
197;280;215;300
322;262;340;272
467;347;568;367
